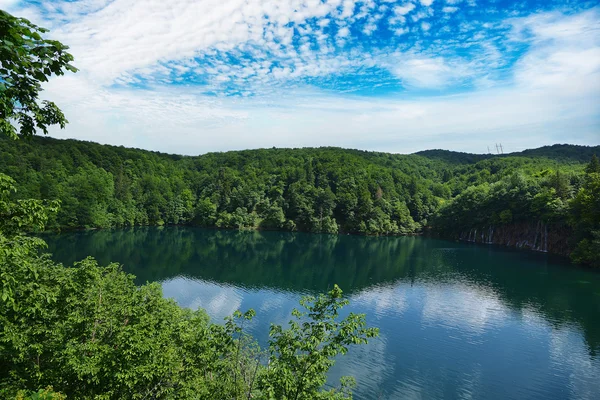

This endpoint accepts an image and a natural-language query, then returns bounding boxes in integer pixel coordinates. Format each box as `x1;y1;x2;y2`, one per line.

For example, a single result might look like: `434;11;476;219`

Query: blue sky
2;0;599;154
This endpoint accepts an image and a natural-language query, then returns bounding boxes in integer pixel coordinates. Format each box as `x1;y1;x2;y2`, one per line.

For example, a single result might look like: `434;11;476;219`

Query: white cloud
393;3;416;16
0;0;19;10
420;0;434;6
443;6;458;13
411;8;434;22
4;1;597;154
23;0;371;85
337;26;351;38
44;71;599;155
510;9;600;93
392;56;468;87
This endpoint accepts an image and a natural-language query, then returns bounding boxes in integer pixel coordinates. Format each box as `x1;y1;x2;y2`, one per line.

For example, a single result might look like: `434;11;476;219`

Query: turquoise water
45;227;600;400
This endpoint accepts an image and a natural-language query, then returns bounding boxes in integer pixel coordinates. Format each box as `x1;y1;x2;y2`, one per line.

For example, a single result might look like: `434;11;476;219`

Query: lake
44;227;600;400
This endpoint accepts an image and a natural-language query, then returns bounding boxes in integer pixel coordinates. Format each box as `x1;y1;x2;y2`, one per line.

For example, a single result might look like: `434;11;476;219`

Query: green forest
0;9;381;399
1;135;599;266
1;7;600;400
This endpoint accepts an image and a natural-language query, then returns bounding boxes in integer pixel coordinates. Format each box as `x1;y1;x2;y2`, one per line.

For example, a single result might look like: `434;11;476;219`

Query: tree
0;172;58;235
569;170;600;267
258;285;379;399
2;176;379;398
194;198;217;226
549;170;572;200
0;10;77;139
260;203;286;229
585;154;600;174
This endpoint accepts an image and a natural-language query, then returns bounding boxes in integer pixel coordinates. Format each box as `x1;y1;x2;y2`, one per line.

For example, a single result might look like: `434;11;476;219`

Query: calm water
45;227;600;400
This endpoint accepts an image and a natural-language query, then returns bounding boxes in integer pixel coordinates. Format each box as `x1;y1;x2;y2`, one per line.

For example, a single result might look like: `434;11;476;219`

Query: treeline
432;156;600;266
1;136;450;234
0;172;379;398
1;136;599;265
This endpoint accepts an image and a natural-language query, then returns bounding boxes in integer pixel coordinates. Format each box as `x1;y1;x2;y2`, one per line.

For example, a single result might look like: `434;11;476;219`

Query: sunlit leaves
0;10;77;138
259;284;379;399
1;175;376;398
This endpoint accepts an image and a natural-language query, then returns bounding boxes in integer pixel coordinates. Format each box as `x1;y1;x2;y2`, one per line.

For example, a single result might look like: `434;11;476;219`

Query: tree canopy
0;12;380;398
0;10;76;139
1;135;598;266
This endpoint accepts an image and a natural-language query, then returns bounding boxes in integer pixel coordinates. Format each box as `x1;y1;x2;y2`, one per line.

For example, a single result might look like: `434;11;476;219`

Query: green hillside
1;136;598;266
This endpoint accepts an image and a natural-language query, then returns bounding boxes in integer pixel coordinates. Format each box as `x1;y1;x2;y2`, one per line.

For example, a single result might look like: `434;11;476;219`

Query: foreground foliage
0;10;76;139
1;172;378;399
0;10;384;398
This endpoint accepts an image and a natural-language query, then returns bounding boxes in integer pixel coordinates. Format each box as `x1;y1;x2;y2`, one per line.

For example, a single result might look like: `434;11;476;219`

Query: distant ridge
412;150;491;164
2;135;597;164
509;144;600;163
415;144;600;164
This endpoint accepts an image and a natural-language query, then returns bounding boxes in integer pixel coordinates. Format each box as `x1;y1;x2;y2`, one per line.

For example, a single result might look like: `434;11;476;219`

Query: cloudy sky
3;0;599;155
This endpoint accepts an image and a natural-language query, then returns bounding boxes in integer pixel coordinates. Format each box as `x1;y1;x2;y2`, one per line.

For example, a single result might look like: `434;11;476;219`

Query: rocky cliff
456;221;572;256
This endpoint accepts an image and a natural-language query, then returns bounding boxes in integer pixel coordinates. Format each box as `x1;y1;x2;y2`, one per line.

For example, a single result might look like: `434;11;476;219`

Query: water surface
45;227;600;400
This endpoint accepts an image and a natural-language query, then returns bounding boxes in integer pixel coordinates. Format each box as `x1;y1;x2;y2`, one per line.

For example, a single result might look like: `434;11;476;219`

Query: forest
1;135;599;266
1;7;599;399
0;9;381;398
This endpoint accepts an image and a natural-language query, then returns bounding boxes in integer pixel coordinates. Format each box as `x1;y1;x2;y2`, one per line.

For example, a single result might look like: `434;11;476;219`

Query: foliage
585;154;600;174
0;10;76;138
16;387;66;400
569;166;600;267
0;249;376;398
432;171;569;231
0;174;378;398
0;137;445;234
432;154;600;266
1;234;247;398
259;285;378;399
2;136;597;238
0;173;59;234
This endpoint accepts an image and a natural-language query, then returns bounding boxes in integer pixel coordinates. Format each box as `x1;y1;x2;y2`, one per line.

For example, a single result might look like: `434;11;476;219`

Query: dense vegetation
432;154;600;266
1;9;380;399
1;173;380;399
0;136;442;234
1;136;599;265
0;6;598;398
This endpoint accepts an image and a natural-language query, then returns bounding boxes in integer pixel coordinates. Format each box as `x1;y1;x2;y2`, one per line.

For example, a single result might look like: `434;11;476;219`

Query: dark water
45;227;600;400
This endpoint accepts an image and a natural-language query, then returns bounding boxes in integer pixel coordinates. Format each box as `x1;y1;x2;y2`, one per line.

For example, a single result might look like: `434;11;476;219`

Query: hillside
0;136;598;266
415;144;600;165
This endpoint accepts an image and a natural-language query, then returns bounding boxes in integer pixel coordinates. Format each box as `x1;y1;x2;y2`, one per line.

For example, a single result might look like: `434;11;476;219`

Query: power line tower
499;143;504;154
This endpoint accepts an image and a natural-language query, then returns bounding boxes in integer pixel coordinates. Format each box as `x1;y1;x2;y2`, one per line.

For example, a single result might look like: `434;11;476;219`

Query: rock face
457;221;571;256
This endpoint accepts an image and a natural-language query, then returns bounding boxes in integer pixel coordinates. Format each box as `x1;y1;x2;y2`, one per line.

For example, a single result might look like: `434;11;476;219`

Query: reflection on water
45;227;600;400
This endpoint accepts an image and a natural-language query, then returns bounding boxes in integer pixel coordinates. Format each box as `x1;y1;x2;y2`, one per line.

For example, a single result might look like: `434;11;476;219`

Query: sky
2;0;599;155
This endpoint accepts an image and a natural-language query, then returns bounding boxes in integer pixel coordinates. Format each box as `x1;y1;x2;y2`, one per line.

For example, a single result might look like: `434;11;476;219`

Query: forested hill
415;144;599;164
1;136;598;266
